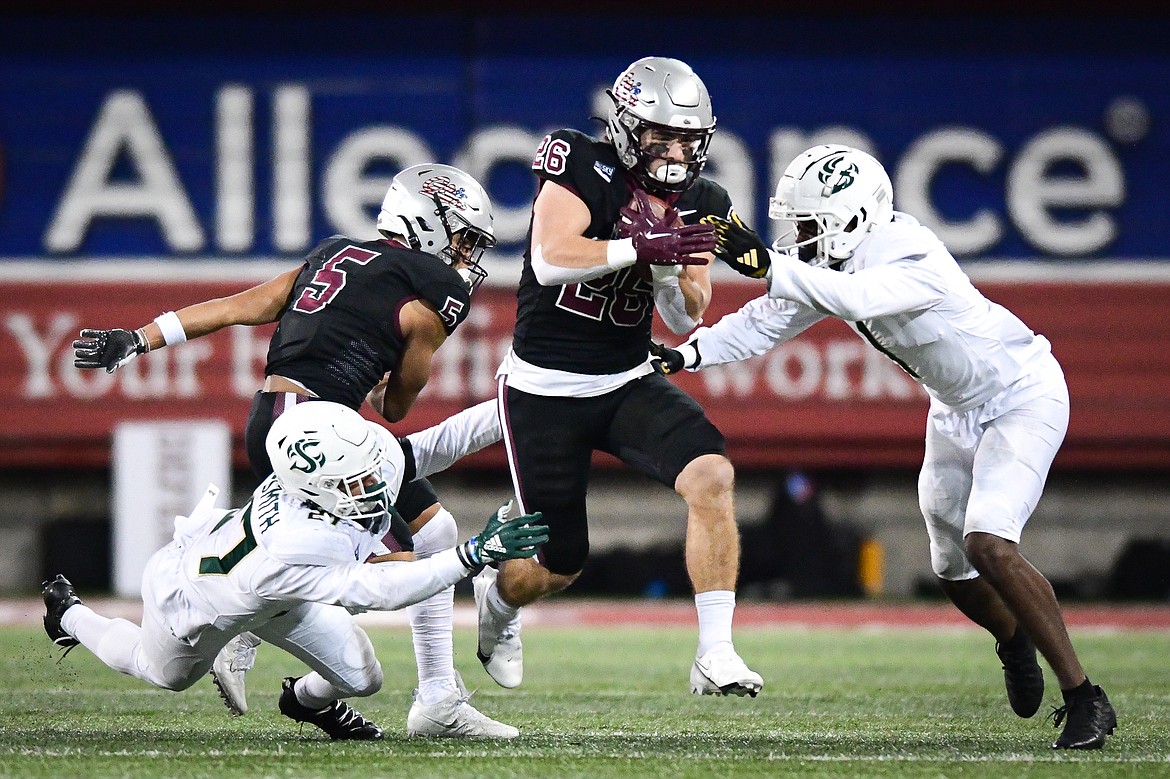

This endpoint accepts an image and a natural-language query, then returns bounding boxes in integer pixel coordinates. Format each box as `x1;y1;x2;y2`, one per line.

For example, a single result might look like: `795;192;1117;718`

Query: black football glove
650;342;685;376
619;190;714;267
73;328;148;373
704;213;771;279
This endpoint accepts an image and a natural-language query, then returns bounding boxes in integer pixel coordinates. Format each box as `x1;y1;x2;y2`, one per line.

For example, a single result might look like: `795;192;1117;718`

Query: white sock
409;587;457;704
409;509;458;704
487;584;520;622
295;673;344;711
61;604;146;679
694;590;735;657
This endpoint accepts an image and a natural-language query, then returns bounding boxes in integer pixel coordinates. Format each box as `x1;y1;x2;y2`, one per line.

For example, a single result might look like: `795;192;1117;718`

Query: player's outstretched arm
707;214;771;279
73;267;301;372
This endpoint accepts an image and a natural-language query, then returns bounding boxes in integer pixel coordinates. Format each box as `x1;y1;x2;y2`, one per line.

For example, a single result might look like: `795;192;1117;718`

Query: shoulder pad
405;256;472;334
676;177;734;224
532;128;618;189
863;215;946;264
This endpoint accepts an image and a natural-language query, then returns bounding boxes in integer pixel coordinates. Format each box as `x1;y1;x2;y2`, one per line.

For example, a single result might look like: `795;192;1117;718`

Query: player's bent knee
335;661;383;698
929;536;975;581
963;532;1018;573
676;454;734;501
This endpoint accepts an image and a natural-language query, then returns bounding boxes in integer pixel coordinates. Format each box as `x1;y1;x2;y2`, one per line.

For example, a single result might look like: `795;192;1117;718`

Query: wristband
606;237;638;269
154;311;188;346
676;341;701;370
133;328;151;354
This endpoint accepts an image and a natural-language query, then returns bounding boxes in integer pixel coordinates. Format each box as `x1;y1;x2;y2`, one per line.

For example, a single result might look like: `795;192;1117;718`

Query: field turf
2;609;1168;777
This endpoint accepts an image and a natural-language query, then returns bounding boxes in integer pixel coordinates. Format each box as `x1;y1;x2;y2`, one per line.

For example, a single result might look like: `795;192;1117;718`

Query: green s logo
818;155;859;195
286;439;325;473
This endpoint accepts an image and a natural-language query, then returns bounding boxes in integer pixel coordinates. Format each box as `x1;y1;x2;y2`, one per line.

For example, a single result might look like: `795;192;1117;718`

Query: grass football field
2;608;1168;778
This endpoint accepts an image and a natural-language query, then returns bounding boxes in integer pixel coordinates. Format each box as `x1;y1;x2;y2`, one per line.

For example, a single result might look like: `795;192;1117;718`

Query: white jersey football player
41;401;547;741
664;144;1116;750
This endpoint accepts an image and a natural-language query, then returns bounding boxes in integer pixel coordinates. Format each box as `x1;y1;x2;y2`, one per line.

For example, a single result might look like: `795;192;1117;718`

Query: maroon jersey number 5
292;245;380;314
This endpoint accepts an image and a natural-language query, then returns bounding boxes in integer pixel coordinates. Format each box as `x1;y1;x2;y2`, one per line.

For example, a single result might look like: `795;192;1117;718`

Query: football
626;191;682;227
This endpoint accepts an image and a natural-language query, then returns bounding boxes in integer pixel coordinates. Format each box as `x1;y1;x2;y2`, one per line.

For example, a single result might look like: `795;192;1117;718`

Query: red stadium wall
2;276;1167;470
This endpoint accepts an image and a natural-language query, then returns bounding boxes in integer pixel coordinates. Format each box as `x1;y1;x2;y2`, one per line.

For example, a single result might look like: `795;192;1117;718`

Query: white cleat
690;644;764;697
473;566;523;689
407;674;519;739
210;631;261;716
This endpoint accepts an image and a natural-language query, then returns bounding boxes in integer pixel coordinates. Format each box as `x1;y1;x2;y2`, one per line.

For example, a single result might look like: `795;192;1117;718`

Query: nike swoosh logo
644;232;672;240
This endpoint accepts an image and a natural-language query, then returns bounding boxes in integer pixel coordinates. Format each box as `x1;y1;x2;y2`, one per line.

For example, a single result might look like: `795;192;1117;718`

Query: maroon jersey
513;128;733;375
266;235;470;409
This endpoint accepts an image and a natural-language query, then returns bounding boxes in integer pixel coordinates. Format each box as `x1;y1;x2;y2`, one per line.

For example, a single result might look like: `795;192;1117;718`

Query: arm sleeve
530;243;618;286
688;295;826;368
403;399;503;479
269;548;472;612
654;277;700;335
767;250;945;319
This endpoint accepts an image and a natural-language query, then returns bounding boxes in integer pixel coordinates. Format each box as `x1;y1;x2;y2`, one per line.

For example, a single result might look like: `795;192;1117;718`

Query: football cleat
1050;685;1117;750
690;644;764;697
210;631;261;716
474;566;523;688
42;574;82;652
278;676;383;740
995;630;1045;718
407;673;519;739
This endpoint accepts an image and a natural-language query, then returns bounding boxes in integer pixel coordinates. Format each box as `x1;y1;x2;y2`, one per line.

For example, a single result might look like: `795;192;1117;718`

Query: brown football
627;192;682;227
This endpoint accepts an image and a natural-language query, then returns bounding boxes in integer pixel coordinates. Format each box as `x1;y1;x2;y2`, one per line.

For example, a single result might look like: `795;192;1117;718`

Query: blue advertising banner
1;14;1166;266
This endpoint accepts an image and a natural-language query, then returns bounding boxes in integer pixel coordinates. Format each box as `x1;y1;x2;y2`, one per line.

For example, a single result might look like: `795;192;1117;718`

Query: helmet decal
613;72;643;108
818;155;859;196
286;439;325;473
420;175;468;212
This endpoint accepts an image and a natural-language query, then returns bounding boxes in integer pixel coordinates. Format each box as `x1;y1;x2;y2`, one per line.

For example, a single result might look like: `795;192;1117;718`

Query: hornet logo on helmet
818;155;859;195
420;175;468;211
286;439;326;473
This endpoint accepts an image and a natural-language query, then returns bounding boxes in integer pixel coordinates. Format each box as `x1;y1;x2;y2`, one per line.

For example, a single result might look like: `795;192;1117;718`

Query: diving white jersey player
42;401;547;741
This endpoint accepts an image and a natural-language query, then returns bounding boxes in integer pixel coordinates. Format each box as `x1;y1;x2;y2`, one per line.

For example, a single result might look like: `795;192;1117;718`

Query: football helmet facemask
605;56;716;195
769;145;894;268
376;163;496;292
266;401;405;537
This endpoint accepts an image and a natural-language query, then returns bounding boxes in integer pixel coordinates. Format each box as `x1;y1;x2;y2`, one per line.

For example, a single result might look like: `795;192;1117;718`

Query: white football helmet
266;401;405;536
376;163;496;291
605;56;716;194
769;145;894;267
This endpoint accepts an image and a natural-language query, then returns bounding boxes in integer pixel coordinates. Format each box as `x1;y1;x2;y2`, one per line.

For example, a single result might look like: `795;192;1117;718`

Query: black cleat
278;676;383;740
42;574;82;651
995;630;1044;718
1050;685;1117;749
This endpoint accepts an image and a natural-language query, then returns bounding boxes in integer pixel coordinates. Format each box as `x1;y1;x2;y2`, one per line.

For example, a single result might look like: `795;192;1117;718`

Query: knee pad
334;658;383;699
412;507;458;558
923;512;976;581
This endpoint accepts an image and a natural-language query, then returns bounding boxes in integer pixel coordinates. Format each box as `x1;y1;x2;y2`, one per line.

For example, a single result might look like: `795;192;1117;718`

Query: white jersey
152;474;473;645
692;212;1053;412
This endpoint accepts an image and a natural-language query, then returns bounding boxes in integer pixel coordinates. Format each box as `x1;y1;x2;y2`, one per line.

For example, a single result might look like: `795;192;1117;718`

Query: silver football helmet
605;56;716;195
769;145;894;267
266;401;405;536
376;163;496;292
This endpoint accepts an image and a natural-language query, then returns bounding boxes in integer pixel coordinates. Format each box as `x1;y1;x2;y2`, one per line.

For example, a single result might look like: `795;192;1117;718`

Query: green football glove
457;501;549;568
704;213;771;279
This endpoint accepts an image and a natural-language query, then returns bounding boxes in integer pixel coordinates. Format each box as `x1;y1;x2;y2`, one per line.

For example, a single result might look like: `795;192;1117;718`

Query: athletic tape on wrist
606;237;638;269
154;311;188;346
